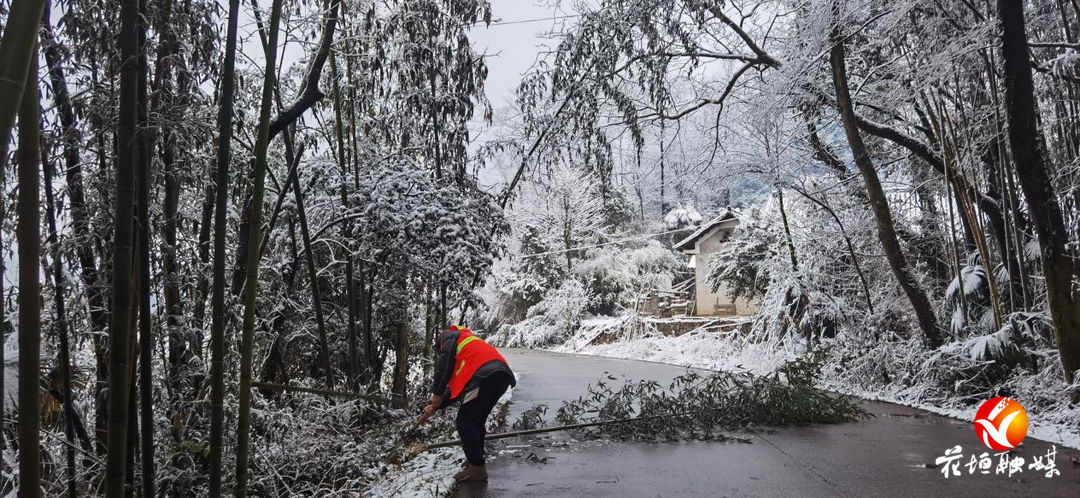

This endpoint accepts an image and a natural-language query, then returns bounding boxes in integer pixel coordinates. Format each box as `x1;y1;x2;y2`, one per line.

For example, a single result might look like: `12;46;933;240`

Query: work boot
453;463;488;482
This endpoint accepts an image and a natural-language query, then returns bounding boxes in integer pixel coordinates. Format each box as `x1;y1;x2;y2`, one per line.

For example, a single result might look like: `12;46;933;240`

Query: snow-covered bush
473;225;568;332
944;253;1019;334
489;279;595;348
574;240;683;315
663;203;703;230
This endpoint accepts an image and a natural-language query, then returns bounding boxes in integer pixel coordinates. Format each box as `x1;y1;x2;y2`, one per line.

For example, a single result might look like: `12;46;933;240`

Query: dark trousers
455;372;512;465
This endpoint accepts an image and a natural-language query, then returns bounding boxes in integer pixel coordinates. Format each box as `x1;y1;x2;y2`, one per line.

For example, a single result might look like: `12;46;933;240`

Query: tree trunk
235;0;284;492
124;332;139;498
998;0;1080;383
659;122;668;214
41;13;111;452
927;96;1004;329
439;281;448;331
150;0;187;374
105;0;141;487
0;72;4;456
828;22;943;349
17;44;42;498
776;187;799;272
162;122;185;380
362;263;375;385
424;285;434;377
194;164;215;335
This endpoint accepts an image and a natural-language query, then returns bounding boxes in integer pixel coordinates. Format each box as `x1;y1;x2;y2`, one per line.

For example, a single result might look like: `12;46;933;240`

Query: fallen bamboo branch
252;381;393;404
410;412;750;456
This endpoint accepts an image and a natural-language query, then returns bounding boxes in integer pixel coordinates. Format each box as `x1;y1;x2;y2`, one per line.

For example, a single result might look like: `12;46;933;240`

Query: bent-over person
418;325;516;482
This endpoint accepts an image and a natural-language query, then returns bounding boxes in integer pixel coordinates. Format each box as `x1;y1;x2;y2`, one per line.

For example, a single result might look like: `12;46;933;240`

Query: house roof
673;209;738;253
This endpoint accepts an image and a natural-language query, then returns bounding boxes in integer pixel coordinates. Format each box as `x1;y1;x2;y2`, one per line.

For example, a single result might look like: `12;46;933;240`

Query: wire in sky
519;226;696;259
478;14;580;27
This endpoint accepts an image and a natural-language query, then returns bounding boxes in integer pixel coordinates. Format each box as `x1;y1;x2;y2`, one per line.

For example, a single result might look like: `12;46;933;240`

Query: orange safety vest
447;329;508;399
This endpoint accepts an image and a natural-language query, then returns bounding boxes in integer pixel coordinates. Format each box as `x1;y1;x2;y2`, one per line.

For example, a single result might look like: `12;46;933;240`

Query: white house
673;210;757;317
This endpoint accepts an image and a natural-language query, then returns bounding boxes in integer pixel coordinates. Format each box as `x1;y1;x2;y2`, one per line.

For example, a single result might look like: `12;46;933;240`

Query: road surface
456;349;1080;497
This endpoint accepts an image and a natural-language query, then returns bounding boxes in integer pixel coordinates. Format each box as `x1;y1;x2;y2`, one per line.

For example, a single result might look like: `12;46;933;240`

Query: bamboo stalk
136;0;156;489
0;0;47;172
235;0;284;492
16;42;42;498
104;0;141;485
290;145;335;389
938;97;1004;330
42;111;78;498
209;0;243;493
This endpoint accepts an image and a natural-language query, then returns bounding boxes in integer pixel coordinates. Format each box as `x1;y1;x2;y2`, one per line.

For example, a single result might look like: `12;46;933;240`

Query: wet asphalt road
455;349;1080;498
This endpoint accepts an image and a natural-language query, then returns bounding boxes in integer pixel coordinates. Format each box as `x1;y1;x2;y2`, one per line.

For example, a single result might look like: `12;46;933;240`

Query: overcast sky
470;0;576;106
466;0;581;187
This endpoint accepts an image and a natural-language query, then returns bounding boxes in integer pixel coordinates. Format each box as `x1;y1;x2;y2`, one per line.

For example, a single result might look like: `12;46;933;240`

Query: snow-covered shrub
950;312;1052;368
663;203;703;230
944;253;1017;334
523;278;594;336
489;279;595;348
479;226;567;327
574;240;683;315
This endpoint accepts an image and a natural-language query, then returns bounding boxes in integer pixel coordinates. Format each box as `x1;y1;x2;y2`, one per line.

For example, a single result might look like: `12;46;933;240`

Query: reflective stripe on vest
447;330;508;399
457;335;480;353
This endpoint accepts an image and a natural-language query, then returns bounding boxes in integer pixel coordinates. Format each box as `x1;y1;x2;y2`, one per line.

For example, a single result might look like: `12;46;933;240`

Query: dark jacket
430;329;515;409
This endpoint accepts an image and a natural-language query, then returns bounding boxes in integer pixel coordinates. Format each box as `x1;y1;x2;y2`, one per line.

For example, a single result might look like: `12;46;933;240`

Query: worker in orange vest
418;325;516;482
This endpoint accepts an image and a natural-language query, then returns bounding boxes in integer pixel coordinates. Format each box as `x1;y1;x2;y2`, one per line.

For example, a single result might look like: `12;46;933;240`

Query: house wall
691;221;758;316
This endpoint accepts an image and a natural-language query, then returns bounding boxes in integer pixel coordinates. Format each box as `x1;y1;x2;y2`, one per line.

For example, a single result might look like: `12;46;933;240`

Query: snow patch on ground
366;388;514;497
366;449;460;498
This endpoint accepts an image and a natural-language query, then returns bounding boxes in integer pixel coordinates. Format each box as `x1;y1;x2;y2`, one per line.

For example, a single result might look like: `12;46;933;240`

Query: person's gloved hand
417;395;444;425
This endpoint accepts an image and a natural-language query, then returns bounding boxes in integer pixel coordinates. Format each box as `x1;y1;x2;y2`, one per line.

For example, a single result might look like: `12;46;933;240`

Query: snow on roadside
558;321;1080;450
556;327;792;376
821;380;1080;451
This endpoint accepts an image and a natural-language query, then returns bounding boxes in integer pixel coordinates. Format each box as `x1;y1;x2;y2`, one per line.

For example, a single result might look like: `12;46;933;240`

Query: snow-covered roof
673;209;738;253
